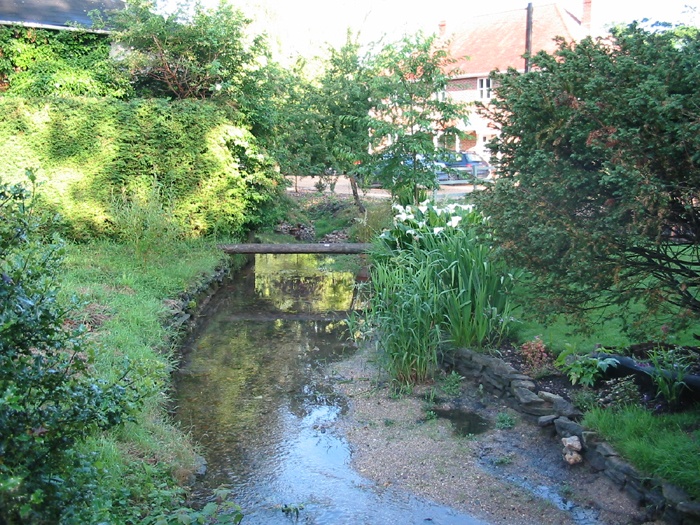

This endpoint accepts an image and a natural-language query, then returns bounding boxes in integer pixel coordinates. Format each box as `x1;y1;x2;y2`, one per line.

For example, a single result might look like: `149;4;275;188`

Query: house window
478;78;492;99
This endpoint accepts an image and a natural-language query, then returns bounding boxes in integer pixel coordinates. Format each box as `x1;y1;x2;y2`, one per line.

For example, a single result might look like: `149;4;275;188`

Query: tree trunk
348;175;366;213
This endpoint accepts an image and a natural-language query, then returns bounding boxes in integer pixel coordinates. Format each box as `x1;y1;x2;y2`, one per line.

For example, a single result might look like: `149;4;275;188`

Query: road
285;175;485;200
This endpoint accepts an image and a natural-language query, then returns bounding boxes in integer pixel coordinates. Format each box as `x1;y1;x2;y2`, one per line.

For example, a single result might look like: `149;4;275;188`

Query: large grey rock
554;416;584;438
513;386;545;405
677;501;700;518
553;397;583;419
538;415;558;427
511;379;536;392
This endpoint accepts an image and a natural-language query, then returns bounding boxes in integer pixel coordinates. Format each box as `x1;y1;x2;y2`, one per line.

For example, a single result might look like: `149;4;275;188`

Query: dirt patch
326;346;660;525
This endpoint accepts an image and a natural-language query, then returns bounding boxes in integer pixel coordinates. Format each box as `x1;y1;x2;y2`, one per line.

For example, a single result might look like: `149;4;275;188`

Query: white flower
447;216;462;228
418;205;428;214
433;227;445;234
417;221;426;228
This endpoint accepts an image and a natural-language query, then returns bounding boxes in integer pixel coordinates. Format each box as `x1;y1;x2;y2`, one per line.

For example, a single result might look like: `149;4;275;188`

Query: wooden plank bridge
219;243;372;254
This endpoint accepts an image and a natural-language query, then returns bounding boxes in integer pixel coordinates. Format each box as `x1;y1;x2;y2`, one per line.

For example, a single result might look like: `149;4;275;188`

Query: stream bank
325;344;658;525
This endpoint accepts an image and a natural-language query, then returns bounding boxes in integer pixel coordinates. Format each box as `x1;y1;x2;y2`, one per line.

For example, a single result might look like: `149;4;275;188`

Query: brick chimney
582;0;592;34
439;20;447;37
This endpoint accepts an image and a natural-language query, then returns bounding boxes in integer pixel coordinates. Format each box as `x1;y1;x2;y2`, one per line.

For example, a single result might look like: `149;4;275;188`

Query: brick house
440;1;592;157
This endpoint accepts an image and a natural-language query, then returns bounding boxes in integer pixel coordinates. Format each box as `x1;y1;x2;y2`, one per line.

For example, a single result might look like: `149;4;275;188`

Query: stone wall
451;348;700;525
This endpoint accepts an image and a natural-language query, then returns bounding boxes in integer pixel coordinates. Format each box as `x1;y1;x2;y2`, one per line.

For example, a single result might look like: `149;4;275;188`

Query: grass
59;237;243;522
510;280;698;356
495;412;517;430
583;405;700;499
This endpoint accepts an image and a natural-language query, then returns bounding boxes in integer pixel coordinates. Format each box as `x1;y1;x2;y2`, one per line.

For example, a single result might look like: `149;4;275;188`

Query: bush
0;26;131;98
0;176;140;523
477;24;700;330
0;97;287;240
379;202;517;349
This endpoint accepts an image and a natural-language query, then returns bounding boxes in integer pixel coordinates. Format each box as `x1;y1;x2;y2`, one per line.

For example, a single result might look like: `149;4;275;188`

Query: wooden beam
219;243;372;254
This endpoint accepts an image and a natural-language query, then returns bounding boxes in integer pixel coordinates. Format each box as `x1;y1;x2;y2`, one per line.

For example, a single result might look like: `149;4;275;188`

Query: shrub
0;176;140;523
0;97;287;241
555;346;619;387
520;336;553;375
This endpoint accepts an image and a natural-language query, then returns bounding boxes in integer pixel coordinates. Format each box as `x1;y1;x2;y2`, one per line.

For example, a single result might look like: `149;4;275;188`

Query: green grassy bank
59;239;243;523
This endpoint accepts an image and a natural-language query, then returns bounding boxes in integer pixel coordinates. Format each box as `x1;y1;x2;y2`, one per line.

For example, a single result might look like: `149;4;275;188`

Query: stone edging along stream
450;348;700;525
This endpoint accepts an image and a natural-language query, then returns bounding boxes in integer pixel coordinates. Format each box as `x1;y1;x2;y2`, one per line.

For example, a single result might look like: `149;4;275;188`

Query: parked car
439;151;493;181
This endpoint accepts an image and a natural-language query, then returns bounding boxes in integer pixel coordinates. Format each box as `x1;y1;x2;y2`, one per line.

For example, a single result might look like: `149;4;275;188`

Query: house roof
0;0;124;31
445;3;585;77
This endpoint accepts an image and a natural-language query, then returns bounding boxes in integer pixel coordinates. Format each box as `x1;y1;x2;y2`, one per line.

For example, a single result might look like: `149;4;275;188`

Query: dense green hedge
0;96;287;240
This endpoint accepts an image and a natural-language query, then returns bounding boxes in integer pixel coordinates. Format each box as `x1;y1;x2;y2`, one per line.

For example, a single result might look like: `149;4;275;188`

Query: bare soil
325;345;662;525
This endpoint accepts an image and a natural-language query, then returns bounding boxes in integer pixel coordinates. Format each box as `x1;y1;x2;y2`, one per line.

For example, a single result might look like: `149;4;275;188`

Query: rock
595;442;618;457
581;431;598;447
562;435;582;451
553;397;583;419
511;379;536;391
554;416;584;438
677;501;700;518
512;386;545;405
194;455;207;477
537;415;558;427
538;391;562;403
662;483;691;507
564;449;583;465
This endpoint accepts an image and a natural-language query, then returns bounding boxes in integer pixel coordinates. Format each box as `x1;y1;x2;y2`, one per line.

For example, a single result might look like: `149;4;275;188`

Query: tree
476;24;700;333
110;0;267;105
366;33;468;205
317;32;375;211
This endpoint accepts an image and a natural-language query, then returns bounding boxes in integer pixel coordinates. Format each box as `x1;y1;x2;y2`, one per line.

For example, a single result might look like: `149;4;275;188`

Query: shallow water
174;254;487;525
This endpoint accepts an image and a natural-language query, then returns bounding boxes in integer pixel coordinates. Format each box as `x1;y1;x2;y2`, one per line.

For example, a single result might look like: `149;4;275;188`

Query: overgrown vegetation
352;202;516;385
0;178;141;523
477;24;700;334
0;97;286;240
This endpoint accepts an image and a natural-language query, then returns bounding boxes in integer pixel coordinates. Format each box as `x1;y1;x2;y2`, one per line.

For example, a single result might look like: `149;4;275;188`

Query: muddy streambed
174;254;484;524
174;254;644;525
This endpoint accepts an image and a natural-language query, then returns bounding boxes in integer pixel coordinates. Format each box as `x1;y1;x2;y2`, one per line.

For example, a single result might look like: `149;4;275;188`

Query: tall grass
360;202;517;384
366;252;443;383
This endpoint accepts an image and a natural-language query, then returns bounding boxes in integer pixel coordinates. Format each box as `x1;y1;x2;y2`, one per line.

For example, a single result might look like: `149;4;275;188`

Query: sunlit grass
59;237;242;520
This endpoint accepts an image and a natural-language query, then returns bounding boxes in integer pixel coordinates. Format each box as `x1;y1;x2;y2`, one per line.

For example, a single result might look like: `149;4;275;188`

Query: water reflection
174;254;487;525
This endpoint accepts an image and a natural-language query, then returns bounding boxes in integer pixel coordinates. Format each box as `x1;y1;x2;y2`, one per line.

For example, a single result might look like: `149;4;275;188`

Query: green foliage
109;181;186;262
0;97;286;240
364;256;443;383
143;489;243;525
0;177;140;524
477;24;700;329
555;346;619;387
365;33;469;204
0;26;130;97
110;0;267;102
495;412;516;430
440;371;464;397
583;406;700;499
644;346;693;405
357;202;516;384
379;202;517;349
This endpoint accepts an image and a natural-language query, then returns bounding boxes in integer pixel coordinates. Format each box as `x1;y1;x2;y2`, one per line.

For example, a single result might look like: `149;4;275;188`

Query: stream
174;254;487;524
